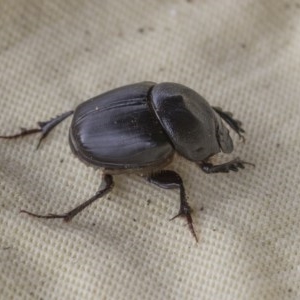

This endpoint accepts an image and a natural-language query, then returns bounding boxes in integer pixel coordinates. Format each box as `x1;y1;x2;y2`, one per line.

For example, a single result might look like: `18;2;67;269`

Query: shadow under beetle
0;82;254;242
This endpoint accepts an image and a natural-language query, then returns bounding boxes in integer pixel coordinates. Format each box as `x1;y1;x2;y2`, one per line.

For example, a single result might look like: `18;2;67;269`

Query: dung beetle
0;82;253;242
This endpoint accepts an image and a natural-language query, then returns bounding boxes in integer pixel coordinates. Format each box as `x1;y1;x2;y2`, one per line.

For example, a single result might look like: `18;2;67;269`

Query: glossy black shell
69;82;174;170
69;82;233;170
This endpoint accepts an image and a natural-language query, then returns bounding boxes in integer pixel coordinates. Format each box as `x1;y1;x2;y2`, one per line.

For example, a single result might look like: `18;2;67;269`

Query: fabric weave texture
0;1;299;299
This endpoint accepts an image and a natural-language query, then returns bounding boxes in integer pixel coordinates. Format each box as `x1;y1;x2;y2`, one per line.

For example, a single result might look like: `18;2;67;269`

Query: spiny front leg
148;170;198;242
200;157;254;174
213;106;245;141
21;174;114;222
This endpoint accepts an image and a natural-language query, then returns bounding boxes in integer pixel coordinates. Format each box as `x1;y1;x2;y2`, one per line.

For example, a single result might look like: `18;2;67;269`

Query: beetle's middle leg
199;157;254;174
147;170;198;242
0;110;74;149
20;174;114;222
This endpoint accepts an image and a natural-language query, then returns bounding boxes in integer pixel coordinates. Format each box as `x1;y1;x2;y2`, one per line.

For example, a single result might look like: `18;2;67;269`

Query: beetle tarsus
170;203;198;243
0;127;42;139
200;157;254;174
20;210;68;220
213;106;245;141
148;170;198;242
20;174;114;222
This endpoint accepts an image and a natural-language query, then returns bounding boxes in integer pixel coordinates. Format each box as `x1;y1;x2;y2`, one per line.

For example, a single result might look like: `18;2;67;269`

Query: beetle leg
200;157;254;174
148;170;198;242
20;174;114;222
212;106;245;141
0;110;74;149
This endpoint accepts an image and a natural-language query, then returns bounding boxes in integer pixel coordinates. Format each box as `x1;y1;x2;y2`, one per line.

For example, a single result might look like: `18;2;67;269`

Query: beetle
0;82;253;241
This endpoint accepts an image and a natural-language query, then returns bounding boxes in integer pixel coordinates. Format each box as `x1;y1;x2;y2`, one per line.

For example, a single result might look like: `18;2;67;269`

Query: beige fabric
0;0;299;299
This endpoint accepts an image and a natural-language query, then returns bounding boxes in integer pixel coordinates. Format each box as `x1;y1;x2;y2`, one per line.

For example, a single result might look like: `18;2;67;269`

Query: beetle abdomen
69;82;174;169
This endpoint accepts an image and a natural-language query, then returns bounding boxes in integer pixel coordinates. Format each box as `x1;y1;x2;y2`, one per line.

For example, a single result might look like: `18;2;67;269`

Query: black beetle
0;82;253;241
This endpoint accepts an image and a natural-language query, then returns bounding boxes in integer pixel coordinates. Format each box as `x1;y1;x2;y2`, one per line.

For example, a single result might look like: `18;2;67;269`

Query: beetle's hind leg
0;110;74;149
148;170;198;242
213;106;245;141
20;174;114;222
199;157;254;174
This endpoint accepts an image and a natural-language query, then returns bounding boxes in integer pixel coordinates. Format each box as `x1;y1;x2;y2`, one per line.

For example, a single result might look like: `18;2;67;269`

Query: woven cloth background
0;0;300;299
